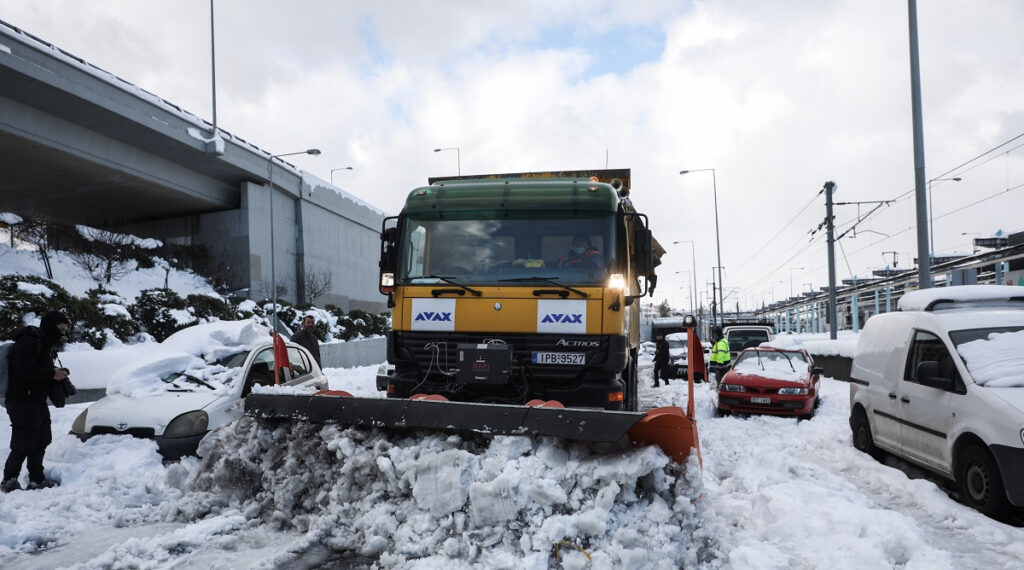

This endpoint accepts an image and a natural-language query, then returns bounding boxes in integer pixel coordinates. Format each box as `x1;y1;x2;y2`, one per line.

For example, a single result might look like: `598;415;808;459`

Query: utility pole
908;0;931;288
825;181;838;340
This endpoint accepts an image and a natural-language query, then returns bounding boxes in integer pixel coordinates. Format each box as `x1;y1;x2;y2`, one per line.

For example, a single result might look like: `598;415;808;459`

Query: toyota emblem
116;422;128;432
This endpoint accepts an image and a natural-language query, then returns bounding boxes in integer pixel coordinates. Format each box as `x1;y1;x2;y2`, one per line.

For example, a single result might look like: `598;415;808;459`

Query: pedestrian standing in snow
290;315;322;368
709;326;731;386
3;310;75;492
652;333;670;387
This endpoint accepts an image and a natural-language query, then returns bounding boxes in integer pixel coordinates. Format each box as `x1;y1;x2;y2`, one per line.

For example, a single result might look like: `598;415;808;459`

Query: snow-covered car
70;321;327;459
666;332;709;381
717;347;822;418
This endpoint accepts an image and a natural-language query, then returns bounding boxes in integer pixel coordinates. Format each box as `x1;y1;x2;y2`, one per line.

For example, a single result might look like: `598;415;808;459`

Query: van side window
903;330;964;392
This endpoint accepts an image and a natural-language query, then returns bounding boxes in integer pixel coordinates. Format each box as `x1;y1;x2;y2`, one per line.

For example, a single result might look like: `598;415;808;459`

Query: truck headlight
164;411;209;438
71;409;88;435
608;273;625;291
778;387;809;396
721;384;745;392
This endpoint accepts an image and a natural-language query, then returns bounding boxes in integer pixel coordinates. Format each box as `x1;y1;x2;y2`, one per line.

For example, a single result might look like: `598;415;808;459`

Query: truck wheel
956;445;1011;518
850;408;884;461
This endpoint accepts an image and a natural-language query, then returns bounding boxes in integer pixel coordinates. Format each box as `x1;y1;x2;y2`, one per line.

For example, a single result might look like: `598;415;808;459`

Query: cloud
2;0;1023;310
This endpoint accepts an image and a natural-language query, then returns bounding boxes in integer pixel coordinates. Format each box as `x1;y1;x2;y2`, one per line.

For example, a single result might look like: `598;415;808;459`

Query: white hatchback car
71;322;327;459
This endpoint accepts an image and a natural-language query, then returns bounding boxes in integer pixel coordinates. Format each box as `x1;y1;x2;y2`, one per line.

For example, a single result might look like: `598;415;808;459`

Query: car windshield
397;213;616;286
732;350;808;382
160;350;249;391
951;326;1024;387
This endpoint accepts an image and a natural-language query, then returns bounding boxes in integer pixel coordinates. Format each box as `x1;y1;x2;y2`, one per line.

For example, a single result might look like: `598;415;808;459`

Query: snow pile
107;321;270;397
731;351;808;382
16;281;54;297
1;211;23;225
75;224;162;249
956;329;1024;387
171;420;704;568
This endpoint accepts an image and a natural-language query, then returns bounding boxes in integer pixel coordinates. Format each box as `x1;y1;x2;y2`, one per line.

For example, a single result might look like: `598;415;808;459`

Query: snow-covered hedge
0;273;391;348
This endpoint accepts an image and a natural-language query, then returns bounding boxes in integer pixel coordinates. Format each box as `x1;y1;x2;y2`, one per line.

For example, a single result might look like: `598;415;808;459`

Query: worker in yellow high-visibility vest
709;326;731;384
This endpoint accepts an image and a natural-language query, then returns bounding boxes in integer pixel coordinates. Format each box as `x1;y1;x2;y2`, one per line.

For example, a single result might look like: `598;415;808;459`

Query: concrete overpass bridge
0;20;385;311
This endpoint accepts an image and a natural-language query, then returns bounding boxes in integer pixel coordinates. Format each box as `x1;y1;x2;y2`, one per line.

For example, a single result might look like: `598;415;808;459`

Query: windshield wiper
498;276;589;298
777;351;797;372
423;275;481;297
179;374;216;390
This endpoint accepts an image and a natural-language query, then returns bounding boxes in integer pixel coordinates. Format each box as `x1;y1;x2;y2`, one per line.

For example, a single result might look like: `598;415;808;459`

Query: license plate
532;352;585;365
751;396;771;404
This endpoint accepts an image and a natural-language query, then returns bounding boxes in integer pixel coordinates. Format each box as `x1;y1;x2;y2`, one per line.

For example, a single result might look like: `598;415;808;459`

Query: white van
722;325;775;361
849;285;1024;517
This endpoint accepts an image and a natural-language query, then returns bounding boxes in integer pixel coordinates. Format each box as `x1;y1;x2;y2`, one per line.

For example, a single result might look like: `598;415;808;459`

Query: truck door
896;330;957;470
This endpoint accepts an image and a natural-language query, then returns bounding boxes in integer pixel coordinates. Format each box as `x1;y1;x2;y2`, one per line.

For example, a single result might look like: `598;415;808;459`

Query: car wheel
716;407;730;417
956;444;1011;518
850;408;884;461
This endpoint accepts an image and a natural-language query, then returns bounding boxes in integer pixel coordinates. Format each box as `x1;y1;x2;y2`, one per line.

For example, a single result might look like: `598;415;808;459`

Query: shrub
133;288;196;342
72;287;139;348
0;274;77;340
187;293;233;322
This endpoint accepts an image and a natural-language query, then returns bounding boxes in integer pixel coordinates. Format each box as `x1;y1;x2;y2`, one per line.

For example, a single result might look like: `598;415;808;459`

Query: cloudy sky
3;0;1023;311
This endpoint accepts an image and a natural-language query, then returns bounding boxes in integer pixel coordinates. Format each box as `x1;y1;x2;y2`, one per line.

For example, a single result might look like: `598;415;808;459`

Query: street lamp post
927;177;961;258
680;169;723;328
434;147;461;175
330;167;353;185
790;267;804;298
267;148;321;334
672;239;698;316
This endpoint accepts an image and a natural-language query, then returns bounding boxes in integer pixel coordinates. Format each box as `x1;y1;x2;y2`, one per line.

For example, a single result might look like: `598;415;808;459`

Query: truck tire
850;408;884;461
956;444;1011;518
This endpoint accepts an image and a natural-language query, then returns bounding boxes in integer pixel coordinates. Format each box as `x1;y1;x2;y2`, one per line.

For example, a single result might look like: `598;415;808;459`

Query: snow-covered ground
3;361;1022;569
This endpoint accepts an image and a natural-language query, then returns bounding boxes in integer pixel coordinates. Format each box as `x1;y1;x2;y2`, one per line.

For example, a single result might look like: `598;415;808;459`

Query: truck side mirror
916;361;953;391
379;217;400;303
634;227;653;276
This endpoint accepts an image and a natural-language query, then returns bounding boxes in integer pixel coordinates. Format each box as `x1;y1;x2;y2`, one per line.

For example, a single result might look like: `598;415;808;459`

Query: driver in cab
558;233;605;268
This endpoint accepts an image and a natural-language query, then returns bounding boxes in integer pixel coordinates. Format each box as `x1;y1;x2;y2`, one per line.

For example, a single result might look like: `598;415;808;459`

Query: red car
716;347;823;419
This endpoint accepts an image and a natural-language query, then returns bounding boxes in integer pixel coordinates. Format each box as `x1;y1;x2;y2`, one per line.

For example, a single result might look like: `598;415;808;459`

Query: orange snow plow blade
245;329;703;466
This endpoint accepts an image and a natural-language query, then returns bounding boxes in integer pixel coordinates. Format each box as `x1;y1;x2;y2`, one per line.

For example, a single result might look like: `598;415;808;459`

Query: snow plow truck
246;169;702;464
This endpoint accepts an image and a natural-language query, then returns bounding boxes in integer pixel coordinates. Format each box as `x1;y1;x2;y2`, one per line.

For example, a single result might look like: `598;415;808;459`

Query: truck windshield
398;213;616;285
950;326;1024;387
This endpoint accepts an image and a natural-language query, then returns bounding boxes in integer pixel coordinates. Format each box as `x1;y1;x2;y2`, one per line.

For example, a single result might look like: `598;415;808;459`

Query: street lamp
672;239;698;316
928;176;961;257
433;147;461;175
267;148;321;334
330;167;353;185
680;169;723;328
790;267;804;298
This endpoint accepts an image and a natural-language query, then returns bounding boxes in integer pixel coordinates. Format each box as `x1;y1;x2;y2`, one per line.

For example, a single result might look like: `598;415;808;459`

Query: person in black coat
652;333;671;387
289;315;322;368
3;310;74;492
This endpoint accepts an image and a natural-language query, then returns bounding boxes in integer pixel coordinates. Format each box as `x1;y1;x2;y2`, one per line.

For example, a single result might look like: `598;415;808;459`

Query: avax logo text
541;313;583;324
414;312;452;322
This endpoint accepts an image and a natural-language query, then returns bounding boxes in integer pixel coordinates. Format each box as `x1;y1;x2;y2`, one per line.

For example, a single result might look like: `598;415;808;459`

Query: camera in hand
59;369;76;397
